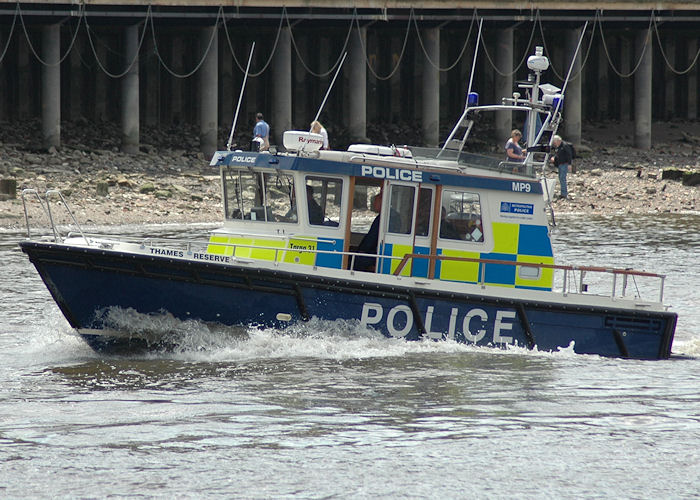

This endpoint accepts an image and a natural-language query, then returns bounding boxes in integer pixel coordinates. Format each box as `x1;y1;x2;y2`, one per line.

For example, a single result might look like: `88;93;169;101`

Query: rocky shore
0;119;698;231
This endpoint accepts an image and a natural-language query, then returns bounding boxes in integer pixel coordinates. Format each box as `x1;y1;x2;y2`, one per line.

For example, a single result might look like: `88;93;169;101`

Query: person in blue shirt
252;112;270;151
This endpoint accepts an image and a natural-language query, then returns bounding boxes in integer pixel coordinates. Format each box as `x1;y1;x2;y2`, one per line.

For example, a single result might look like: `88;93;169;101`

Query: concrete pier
565;27;582;146
144;36;159;127
18;38;31;120
219;39;233;130
68;37;83;121
94;41;108;122
422;28;440;147
635;29;652;150
272;27;292;148
41;24;60;150
170;36;184;124
199;26;218;158
494;27;513;146
121;24;140;154
664;37;675;119
348;25;367;143
619;36;633;123
688;38;698;120
597;39;609;119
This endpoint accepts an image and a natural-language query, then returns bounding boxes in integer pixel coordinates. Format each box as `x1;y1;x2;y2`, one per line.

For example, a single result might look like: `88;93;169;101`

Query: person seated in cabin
310;120;329;150
353;190;401;271
439;207;462;240
353;192;383;271
505;129;526;173
306;184;324;225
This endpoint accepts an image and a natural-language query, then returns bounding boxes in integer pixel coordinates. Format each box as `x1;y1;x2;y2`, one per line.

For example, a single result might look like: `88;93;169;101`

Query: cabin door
378;182;435;277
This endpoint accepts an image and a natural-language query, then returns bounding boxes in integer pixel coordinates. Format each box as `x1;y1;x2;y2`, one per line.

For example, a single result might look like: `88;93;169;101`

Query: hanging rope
597;10;653;78
354;9;412;81
17;2;85;67
412;8;477;72
652;15;700;75
221;6;285;77
479;12;538;77
285;9;354;77
0;4;18;64
84;5;150;78
148;6;221;79
537;12;596;82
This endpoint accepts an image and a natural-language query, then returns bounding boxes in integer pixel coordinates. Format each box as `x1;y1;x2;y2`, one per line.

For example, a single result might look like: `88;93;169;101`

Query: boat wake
53;306;585;362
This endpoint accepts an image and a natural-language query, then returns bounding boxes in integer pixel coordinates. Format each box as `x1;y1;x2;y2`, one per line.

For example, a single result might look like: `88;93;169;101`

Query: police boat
19;46;676;359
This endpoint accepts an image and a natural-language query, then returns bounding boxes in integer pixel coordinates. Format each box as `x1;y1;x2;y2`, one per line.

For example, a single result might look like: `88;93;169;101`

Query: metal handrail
391;252;667;302
21;188;90;245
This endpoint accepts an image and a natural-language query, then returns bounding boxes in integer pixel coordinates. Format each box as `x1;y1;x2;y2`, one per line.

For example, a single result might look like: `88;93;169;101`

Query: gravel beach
1;119;698;231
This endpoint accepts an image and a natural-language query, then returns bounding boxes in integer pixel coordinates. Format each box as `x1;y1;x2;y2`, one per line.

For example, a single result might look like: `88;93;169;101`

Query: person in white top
310;120;329;150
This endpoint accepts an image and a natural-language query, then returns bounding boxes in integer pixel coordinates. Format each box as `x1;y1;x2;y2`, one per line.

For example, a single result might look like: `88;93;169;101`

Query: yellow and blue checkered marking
207;235;343;269
435;222;554;290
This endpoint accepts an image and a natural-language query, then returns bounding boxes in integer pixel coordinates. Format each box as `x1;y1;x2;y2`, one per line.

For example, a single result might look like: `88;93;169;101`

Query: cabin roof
211;151;543;195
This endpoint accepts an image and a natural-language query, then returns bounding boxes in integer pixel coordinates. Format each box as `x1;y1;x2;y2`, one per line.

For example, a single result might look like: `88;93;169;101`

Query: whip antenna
227;42;256;151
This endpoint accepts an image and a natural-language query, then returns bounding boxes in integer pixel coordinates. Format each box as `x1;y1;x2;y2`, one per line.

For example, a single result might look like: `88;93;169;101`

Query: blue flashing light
552;95;563;110
467;92;479;106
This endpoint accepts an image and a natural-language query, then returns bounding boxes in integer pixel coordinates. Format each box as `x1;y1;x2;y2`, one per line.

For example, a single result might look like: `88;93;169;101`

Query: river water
1;213;698;499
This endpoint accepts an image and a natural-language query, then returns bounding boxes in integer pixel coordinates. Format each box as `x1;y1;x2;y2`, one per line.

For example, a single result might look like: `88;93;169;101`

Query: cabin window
440;190;484;242
415;187;433;237
350;182;382;234
305;177;342;227
387;185;414;234
519;265;542;280
263;172;296;222
224;168;296;223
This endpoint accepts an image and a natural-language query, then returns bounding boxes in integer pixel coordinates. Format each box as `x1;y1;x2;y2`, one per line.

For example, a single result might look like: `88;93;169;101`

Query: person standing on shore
252;112;270;152
550;134;573;199
310;120;329;150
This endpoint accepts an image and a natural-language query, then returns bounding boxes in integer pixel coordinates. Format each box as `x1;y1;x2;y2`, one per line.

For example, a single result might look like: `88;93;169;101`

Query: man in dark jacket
550;135;573;199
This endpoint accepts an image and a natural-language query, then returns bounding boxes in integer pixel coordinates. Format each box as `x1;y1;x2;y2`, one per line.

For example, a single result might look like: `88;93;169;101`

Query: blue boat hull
20;241;676;359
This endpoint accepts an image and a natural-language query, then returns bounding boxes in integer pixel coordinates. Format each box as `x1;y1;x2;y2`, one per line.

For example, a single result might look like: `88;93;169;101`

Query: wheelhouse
208;149;555;292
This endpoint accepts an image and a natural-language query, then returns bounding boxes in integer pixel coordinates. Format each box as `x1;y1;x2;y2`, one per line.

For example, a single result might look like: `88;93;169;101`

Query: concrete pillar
494;28;513;147
244;42;256;130
318;36;332;122
121;25;139;154
199;26;218;158
170;36;184;123
293;33;309;127
422;27;440;147
620;35;633;122
390;34;402;122
564;27;582;146
635;29;652;150
144;36;159;127
272;27;292;148
348;25;367;142
0;30;6;120
68;36;83;121
94;41;107;122
597;39;609;119
688;38;698;120
18;35;31;120
219;35;233;129
42;24;61;150
664;36;676;119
